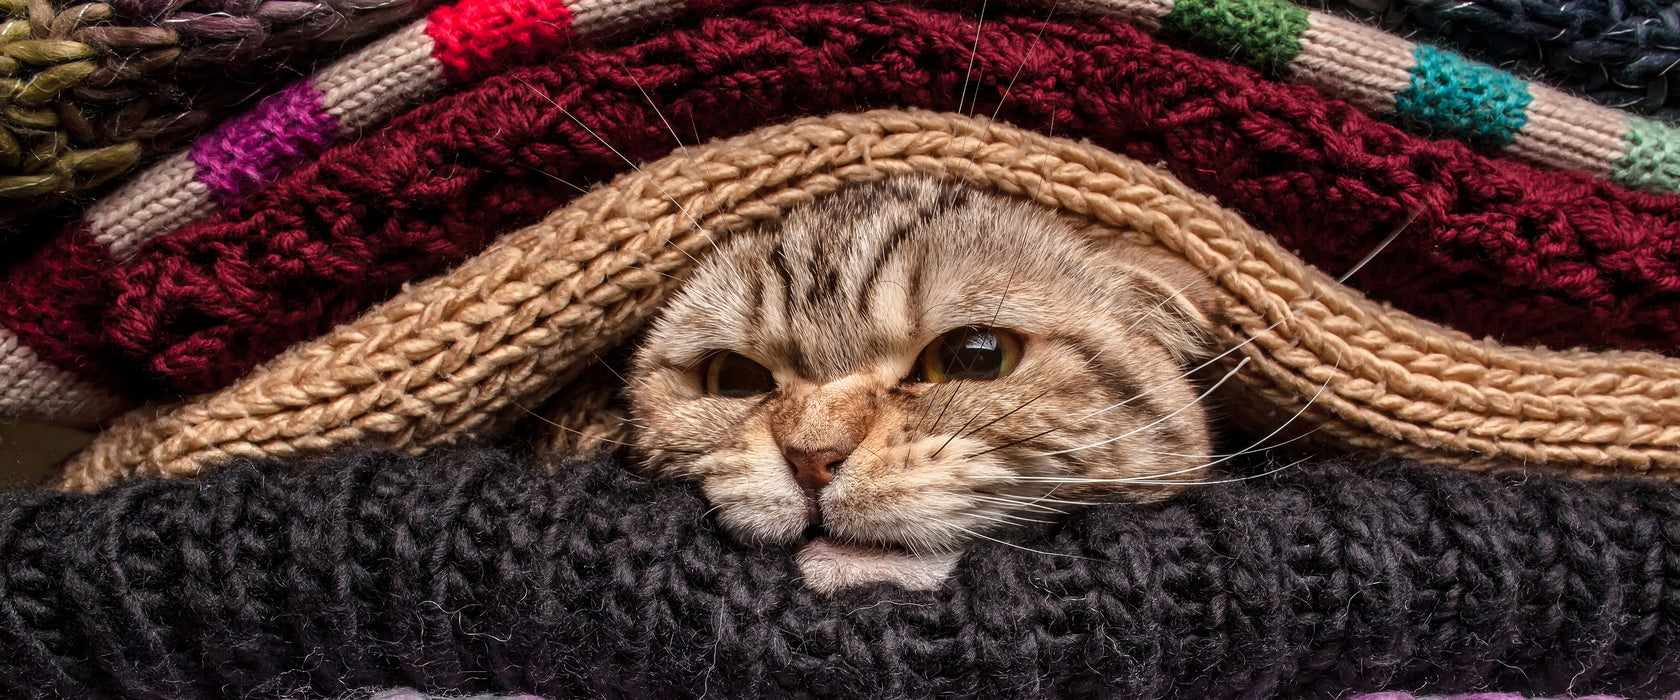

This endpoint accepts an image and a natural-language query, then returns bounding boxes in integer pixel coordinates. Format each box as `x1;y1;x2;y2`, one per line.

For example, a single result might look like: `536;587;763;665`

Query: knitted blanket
1336;0;1680;120
52;110;1680;491
6;447;1678;697
0;0;447;227
9;2;1680;429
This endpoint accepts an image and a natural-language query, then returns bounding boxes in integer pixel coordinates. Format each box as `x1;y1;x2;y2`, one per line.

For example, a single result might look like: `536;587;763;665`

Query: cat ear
1110;248;1219;367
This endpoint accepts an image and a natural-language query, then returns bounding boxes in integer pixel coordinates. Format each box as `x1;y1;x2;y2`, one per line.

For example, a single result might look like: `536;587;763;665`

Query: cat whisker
992;454;1312;486
1000;513;1057;524
981;356;1248;459
956;275;1218;447
512;399;669;452
1141;425;1317;460
930;273;1016;459
589;351;632;384
926;378;969;438
1117;369;1333;481
989;0;1060;124
515;78;722;263
965;509;1055;527
626;70;692;162
930;518;1100;561
1017;494;1104;507
958;385;1053;441
1336;205;1421;286
967;204;1420;457
957;0;988;116
954;282;1183;442
519;163;592;194
984;271;1207;437
1116;455;1314;486
966;493;1068;515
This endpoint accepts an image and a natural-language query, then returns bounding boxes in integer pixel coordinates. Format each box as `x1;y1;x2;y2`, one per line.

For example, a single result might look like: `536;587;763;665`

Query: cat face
630;177;1215;584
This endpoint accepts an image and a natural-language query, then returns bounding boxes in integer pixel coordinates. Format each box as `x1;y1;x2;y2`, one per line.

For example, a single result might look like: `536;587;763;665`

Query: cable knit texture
3;3;1679;405
4;447;1679;698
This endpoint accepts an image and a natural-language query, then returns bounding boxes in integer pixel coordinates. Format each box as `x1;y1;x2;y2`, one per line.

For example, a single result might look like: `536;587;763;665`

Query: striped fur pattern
629;177;1217;593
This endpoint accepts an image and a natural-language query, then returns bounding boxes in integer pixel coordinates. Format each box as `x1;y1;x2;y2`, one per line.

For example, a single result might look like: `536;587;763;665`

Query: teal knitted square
1394;45;1531;147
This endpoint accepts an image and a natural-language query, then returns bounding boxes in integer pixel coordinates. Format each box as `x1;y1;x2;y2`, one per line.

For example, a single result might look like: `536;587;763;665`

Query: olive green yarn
1162;0;1309;75
1612;117;1680;194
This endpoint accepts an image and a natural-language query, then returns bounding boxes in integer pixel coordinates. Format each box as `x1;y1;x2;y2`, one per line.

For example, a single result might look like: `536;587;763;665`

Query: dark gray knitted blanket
0;447;1675;698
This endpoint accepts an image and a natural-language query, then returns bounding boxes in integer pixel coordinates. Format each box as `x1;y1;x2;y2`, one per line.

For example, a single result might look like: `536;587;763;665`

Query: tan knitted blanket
53;110;1680;491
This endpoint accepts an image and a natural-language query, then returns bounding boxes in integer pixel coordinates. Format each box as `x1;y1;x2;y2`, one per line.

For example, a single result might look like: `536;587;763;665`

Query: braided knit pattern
0;0;443;222
1337;0;1680;120
14;447;1680;696
8;3;1680;430
50;110;1680;490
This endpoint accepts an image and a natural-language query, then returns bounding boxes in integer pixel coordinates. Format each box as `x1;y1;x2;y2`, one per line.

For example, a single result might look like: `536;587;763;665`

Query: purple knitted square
190;80;339;207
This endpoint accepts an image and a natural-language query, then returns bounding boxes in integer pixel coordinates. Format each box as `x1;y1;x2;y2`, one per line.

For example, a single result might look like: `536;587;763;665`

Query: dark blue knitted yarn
0;447;1675;698
1360;0;1680;120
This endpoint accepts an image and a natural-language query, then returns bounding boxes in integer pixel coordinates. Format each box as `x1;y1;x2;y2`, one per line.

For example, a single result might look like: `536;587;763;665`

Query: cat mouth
794;524;964;594
799;524;912;556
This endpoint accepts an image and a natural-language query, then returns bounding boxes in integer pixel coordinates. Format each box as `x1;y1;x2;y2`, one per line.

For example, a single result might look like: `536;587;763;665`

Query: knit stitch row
0;0;446;227
11;448;1680;696
1176;0;1679;191
9;3;1680;428
52;110;1680;490
1327;0;1680;120
68;0;1680;261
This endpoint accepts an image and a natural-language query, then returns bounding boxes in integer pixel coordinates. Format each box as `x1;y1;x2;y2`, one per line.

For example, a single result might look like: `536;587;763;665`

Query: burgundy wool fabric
3;2;1679;398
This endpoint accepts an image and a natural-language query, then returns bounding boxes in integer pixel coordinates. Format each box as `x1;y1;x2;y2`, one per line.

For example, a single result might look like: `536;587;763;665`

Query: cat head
629;176;1217;562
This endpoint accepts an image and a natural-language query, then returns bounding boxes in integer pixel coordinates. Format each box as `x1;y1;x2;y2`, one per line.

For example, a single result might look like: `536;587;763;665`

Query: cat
627;175;1227;594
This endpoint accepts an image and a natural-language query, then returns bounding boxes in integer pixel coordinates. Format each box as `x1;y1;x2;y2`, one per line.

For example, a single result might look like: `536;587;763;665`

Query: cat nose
785;447;848;496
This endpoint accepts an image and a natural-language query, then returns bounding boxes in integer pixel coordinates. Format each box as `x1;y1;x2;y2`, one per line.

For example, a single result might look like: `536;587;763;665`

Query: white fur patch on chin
795;539;962;595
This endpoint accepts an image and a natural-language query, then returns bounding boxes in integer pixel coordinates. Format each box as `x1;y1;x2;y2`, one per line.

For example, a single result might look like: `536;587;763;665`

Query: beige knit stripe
1291;13;1413;115
1508;83;1627;178
1069;0;1175;30
73;20;440;263
568;0;687;36
54;110;1680;492
0;328;127;428
316;21;444;133
85;152;213;258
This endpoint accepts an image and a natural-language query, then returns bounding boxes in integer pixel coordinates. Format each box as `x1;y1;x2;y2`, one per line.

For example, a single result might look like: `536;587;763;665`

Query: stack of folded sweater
1;0;1677;696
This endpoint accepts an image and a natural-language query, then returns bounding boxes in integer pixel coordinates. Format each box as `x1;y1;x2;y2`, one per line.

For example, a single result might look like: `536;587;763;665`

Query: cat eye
703;352;777;397
912;326;1023;383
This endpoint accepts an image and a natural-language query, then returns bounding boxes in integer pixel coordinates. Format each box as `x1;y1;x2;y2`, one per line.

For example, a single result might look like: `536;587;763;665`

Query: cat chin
795;537;962;595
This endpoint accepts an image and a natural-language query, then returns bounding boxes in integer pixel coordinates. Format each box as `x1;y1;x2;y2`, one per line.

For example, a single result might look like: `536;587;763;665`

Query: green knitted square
1393;45;1531;147
1613;117;1680;193
1161;0;1309;75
